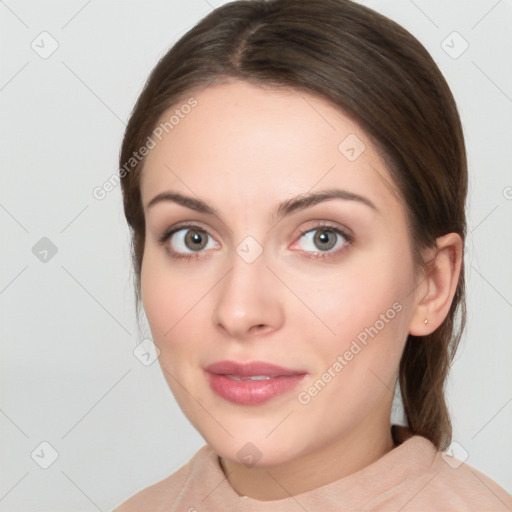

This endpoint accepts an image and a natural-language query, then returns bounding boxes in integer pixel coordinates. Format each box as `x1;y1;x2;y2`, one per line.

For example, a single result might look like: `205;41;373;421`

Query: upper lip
204;360;306;377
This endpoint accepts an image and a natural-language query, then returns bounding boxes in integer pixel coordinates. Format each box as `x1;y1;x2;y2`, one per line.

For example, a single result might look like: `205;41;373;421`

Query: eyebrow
146;188;379;221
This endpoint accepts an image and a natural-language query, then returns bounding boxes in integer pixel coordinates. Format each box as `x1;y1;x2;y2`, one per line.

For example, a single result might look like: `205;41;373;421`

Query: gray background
1;0;511;510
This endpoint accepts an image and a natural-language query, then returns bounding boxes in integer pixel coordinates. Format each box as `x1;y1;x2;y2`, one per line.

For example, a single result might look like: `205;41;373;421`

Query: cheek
296;274;409;421
140;249;214;349
140;249;186;342
296;267;404;335
290;248;413;369
140;254;168;337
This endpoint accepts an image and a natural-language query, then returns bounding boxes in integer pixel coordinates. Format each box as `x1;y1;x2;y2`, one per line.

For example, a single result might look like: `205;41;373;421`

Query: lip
203;360;305;377
203;360;307;405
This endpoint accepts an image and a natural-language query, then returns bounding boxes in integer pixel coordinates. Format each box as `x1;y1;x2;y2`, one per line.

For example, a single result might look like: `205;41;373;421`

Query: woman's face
139;80;424;467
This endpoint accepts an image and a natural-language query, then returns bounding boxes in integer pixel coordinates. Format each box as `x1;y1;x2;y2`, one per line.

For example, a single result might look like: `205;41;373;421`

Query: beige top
114;425;512;511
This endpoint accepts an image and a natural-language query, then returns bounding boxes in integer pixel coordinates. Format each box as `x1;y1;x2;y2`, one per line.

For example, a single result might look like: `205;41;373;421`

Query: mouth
203;360;308;405
222;375;276;381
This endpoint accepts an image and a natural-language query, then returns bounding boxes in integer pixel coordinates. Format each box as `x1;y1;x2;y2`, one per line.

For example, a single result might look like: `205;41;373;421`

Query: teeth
225;374;273;381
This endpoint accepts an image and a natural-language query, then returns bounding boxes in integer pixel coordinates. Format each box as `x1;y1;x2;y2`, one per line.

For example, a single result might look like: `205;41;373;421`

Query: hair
119;0;467;451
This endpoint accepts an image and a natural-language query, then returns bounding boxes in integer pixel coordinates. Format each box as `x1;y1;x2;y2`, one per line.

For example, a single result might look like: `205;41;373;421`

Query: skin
139;80;462;500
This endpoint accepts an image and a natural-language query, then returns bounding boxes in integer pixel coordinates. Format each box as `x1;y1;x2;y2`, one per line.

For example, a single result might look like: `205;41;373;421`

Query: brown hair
119;0;467;451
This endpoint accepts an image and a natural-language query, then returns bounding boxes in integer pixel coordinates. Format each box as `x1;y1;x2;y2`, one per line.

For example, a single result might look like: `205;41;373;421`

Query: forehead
140;80;401;216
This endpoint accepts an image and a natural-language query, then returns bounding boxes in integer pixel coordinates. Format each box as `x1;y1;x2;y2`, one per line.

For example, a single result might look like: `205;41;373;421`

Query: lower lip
205;371;307;405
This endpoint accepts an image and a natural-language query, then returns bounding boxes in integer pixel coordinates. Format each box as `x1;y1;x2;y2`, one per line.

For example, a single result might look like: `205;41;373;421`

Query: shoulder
113;445;211;512
386;427;512;511
403;448;512;511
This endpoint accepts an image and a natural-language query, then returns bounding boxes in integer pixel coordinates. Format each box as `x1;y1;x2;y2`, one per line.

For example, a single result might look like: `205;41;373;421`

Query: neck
219;419;396;501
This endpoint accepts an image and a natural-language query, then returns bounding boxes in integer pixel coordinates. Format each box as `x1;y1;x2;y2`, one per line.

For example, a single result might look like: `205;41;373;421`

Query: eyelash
158;223;353;261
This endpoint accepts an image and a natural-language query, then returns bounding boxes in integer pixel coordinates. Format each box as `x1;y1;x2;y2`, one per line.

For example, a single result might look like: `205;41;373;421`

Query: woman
114;0;512;509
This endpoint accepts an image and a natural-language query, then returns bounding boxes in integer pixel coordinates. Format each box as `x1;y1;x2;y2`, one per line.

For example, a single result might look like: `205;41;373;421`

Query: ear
408;233;463;336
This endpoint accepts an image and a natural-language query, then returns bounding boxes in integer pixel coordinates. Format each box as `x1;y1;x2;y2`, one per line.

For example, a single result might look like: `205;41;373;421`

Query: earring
423;293;431;325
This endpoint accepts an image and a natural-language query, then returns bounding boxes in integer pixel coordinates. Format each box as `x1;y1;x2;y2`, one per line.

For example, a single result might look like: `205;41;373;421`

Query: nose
212;251;285;341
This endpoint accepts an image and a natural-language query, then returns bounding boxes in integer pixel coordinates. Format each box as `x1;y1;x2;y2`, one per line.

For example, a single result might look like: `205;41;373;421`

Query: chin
207;433;304;469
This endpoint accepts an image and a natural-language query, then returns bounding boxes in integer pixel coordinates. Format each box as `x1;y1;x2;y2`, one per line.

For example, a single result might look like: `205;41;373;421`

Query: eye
158;222;353;261
293;223;352;259
159;224;219;260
